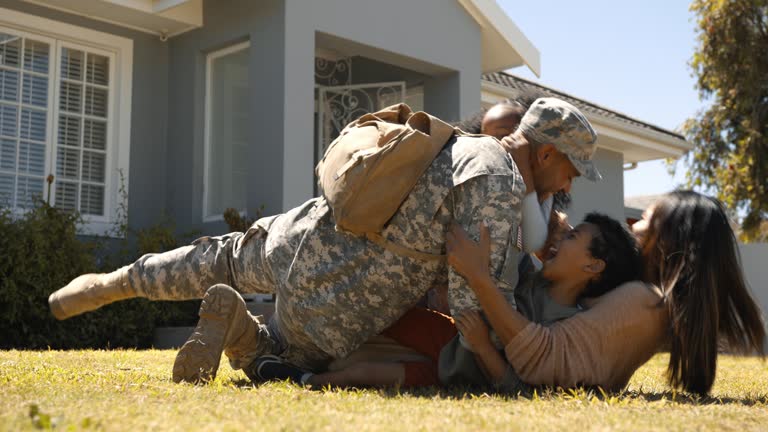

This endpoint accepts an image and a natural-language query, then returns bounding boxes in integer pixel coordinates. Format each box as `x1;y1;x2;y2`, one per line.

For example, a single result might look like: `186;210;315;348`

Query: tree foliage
684;0;768;241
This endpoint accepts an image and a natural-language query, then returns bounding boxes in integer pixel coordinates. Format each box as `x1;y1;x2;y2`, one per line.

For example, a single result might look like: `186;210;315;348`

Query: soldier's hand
447;221;491;285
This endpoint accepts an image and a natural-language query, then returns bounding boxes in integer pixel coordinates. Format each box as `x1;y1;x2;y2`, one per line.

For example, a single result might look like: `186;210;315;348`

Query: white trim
153;0;190;13
21;1;156;37
22;0;201;38
202;40;250;223
52;41;117;225
318;82;407;92
480;80;691;160
586;114;690;153
0;7;133;238
0;27;57;211
457;0;541;76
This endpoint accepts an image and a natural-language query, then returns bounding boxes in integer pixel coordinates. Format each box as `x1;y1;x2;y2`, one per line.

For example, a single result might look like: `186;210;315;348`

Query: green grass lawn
1;350;766;431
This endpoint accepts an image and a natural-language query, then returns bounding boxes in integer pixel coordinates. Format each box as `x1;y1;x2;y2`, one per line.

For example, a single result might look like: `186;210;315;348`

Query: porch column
281;0;316;210
423;68;481;123
248;0;289;216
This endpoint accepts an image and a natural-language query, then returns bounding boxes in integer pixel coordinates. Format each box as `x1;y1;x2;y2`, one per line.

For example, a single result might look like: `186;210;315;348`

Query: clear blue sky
497;0;704;198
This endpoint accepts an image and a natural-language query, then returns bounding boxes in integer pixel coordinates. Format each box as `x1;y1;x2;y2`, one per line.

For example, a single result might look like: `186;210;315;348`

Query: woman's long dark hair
643;191;765;395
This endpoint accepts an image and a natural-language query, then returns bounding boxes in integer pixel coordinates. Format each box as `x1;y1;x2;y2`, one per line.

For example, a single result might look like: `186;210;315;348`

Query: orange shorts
381;307;458;387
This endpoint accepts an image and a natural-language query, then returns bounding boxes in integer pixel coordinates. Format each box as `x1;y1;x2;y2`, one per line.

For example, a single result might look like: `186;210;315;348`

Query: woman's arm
447;223;666;388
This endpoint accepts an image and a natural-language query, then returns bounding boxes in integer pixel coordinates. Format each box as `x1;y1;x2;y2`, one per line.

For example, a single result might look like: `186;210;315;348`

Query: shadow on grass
622;389;768;406
226;378;767;406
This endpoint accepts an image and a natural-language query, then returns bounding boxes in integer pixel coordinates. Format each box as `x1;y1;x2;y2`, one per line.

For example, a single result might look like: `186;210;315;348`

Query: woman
447;190;765;395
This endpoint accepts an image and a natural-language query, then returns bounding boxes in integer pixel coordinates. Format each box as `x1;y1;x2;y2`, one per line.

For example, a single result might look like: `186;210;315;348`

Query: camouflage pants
124;221;331;369
122;176;522;370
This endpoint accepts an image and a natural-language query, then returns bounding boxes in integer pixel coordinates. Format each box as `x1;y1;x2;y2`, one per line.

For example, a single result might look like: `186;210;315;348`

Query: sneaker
250;355;310;384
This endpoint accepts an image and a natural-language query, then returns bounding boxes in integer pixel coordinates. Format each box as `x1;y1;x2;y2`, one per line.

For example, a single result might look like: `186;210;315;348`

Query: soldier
48;97;600;383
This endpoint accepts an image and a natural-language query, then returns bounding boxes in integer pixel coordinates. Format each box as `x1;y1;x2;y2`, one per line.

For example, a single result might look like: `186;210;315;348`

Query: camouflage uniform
125;135;524;369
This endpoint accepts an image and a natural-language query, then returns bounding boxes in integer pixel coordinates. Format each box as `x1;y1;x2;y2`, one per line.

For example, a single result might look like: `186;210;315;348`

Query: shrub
0;202;158;349
223;206;263;232
0;194;202;349
127;216;200;329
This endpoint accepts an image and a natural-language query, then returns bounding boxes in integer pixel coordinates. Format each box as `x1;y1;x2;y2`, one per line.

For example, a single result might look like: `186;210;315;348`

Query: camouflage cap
518;97;601;181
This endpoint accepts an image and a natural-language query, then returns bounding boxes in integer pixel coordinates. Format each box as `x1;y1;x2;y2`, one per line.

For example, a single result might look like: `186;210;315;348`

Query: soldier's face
533;146;580;195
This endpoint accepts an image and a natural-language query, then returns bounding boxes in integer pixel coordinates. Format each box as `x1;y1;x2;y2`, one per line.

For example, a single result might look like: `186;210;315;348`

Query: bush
127;216;200;329
0;202;158;349
0;198;201;349
223;206;263;232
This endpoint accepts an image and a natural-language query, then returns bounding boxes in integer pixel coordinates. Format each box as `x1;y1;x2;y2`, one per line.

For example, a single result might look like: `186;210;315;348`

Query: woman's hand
446;221;492;286
454;310;492;350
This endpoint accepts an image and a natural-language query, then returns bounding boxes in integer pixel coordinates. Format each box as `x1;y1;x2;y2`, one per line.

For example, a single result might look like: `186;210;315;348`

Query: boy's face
480;104;524;139
541;222;601;284
535;211;571;262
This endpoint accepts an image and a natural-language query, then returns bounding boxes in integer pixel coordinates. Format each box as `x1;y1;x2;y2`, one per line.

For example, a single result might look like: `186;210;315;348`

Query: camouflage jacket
260;134;525;360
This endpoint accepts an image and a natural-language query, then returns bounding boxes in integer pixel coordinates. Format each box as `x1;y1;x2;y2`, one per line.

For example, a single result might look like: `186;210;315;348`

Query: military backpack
315;103;456;261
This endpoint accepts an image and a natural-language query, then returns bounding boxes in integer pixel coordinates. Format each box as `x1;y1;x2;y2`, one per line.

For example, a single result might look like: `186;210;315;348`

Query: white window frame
0;27;56;212
0;7;133;237
202;40;250;223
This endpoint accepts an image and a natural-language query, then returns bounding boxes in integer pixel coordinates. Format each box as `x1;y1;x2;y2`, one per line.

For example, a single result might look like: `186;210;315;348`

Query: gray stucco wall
4;0;488;237
739;243;768;352
567;148;625;224
350;57;430;89
167;0;485;232
0;0;169;232
281;0;483;210
166;0;287;233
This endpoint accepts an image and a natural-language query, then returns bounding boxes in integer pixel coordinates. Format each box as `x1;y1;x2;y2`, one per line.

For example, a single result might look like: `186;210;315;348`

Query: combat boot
48;267;135;320
172;284;274;384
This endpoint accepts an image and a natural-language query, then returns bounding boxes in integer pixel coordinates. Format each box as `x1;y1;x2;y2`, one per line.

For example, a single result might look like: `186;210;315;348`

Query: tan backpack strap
365;232;446;262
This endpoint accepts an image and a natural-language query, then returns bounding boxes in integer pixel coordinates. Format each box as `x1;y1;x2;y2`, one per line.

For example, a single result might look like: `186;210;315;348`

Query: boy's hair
452;107;488;134
581;212;642;298
451;88;546;134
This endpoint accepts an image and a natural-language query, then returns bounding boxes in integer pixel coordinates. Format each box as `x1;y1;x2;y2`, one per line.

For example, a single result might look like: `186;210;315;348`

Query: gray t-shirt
438;255;581;392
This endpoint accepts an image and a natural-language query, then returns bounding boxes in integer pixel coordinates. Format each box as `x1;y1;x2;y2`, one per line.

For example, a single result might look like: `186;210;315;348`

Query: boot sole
172;287;238;384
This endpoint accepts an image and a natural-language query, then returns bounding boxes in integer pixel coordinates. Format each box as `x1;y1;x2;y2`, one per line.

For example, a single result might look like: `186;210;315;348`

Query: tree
683;0;768;242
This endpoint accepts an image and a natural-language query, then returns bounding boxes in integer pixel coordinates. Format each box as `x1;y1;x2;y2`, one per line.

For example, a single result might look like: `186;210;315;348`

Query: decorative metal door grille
316;82;405;160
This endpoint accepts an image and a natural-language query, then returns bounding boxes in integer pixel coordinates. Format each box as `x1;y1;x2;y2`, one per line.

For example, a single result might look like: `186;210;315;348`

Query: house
0;0;543;236
624;194;664;225
9;0;761;349
0;0;697;239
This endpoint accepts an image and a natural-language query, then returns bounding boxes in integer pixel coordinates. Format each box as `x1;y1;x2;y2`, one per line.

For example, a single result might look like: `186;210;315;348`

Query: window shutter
53;46;110;216
0;32;49;209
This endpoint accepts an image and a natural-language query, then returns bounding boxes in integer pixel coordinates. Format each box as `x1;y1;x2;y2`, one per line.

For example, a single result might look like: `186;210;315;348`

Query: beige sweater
504;281;669;391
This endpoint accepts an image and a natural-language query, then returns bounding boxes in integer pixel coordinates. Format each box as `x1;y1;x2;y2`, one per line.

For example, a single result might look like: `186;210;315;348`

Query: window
0;9;132;235
55;45;113;216
203;41;250;221
0;31;53;209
